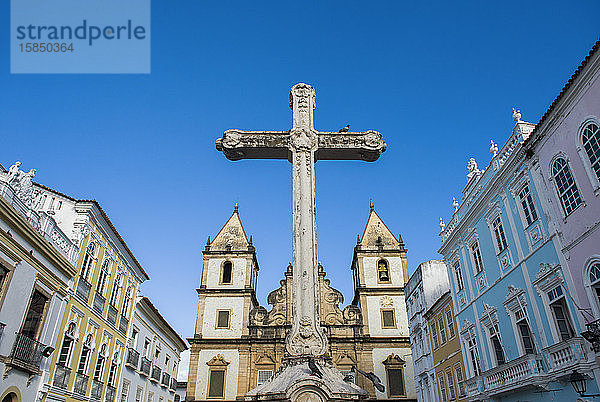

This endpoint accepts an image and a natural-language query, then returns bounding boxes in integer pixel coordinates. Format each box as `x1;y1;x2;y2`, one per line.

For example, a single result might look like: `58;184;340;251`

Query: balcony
126;347;140;369
544;337;589;376
140;357;151;376
53;364;71;389
482;354;546;396
76;277;91;302
91;378;103;399
93;291;105;315
73;371;89;395
7;332;47;374
162;372;171;387
118;316;128;335
107;304;118;326
105;384;116;402
0;182;78;264
170;377;178;390
465;376;485;401
151;365;162;382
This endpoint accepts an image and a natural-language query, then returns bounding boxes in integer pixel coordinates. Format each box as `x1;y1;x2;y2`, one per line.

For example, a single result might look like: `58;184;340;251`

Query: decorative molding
206;354;230;367
532;263;563;295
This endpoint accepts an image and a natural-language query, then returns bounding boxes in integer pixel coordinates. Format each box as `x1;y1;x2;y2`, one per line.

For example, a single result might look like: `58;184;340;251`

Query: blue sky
1;1;599;354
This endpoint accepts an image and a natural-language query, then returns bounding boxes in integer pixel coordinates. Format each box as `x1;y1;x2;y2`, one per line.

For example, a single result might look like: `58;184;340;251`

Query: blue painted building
438;111;598;401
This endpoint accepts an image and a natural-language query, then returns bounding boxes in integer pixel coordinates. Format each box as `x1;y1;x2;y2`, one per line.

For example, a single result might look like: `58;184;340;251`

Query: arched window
377;259;390;283
107;352;119;386
58;322;76;366
582;122;600;180
552;157;583;215
96;260;110;295
221;261;233;284
78;334;93;374
109;273;122;306
93;343;107;381
122;286;132;315
81;243;96;281
589;262;600;314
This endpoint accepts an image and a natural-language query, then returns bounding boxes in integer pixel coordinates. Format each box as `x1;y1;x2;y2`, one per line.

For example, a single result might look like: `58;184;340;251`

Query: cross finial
234;202;239;213
370;199;374;211
290;83;316;130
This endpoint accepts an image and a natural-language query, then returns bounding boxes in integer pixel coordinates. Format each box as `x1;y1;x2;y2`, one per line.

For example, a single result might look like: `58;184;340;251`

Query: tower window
216;310;230;329
381;309;396;328
208;369;226;398
221;261;233;284
377;259;390;283
582;122;600;180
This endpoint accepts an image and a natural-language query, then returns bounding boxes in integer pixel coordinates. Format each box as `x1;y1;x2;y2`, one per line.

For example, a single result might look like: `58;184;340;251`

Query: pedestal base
245;357;368;402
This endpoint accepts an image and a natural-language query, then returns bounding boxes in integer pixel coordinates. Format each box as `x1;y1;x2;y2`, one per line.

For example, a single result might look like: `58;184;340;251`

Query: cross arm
316;130;387;162
216;130;290;161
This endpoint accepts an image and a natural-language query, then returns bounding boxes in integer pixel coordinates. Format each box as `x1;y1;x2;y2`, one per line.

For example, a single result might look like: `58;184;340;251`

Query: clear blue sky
1;1;599;344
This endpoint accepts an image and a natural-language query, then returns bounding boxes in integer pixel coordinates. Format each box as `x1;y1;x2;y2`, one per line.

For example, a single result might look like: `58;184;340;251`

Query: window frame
445;368;456;401
446;310;455;339
577;117;600;193
377;258;391;284
220;261;233;285
517;183;538;227
207;368;227;399
215;309;231;329
380;309;396;329
550;154;584;217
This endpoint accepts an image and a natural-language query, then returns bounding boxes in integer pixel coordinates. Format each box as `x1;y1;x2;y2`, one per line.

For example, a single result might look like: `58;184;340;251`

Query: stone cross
216;83;386;357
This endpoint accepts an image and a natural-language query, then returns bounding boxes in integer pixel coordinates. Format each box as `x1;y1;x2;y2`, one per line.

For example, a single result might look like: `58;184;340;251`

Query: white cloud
178;349;190;381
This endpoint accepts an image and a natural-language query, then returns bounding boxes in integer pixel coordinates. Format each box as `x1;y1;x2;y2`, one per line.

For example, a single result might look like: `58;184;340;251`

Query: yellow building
32;187;150;402
424;291;466;402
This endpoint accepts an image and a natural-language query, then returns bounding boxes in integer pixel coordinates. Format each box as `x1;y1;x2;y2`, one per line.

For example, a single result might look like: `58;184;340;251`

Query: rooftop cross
216;83;386;357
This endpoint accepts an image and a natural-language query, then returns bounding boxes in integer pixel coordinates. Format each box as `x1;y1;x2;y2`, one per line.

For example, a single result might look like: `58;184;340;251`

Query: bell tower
351;200;409;337
188;204;259;400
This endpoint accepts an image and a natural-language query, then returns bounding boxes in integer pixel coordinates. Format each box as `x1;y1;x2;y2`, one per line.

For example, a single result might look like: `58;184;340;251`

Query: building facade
26;178;150;402
405;260;449;402
424;292;466;402
187;203;416;401
0;164;78;402
122;296;187;402
439;105;598;400
524;39;600;391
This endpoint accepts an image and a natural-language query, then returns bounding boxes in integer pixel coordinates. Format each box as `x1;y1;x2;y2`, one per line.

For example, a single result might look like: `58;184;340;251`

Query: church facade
187;203;416;401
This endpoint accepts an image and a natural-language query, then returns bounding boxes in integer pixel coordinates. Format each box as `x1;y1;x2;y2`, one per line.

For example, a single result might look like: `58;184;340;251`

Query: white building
122;296;187;402
0;163;79;402
405;260;449;402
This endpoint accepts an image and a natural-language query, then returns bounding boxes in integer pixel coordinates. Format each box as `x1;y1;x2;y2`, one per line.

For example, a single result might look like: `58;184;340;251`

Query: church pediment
210;204;250;251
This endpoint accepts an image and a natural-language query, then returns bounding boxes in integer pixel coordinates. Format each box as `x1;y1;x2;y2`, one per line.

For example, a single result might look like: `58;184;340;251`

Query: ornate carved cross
216;83;386;356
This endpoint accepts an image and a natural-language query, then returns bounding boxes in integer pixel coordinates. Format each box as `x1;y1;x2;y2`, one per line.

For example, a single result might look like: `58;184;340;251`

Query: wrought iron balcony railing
107;304;118;326
118;316;128;335
91;378;103;399
151;365;162;382
126;347;140;369
140;356;151;376
73;371;89;395
105;384;116;402
162;372;170;387
76;277;91;302
53;363;71;389
93;291;105;315
9;332;47;373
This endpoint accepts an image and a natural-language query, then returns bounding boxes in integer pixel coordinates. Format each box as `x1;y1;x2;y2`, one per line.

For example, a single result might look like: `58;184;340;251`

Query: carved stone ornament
532;262;564;294
249;306;268;326
503;285;526;314
266;280;288;326
342;305;363;325
382;353;405;367
380;296;394;308
206;354;229;367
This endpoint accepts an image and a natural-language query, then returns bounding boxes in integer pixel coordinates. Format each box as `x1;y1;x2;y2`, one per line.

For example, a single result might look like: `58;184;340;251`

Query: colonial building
438;106;598;399
22;173;151;402
0;163;78;402
122;296;187;402
187;202;416;401
405;260;449;402
423;291;466;402
524;38;600;391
